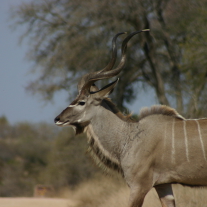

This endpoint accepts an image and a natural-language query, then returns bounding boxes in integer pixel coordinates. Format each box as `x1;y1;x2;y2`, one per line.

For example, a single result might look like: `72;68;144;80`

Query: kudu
54;30;207;207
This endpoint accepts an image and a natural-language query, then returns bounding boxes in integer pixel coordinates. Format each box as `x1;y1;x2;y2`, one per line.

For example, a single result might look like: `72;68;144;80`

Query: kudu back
55;30;207;207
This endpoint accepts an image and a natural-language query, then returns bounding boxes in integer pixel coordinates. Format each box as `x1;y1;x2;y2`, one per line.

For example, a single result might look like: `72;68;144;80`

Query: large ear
91;79;119;99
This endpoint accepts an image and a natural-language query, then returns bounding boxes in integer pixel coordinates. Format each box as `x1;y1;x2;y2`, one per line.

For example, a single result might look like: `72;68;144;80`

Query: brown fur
103;98;135;123
103;101;185;122
87;138;123;175
85;124;123;175
139;105;185;121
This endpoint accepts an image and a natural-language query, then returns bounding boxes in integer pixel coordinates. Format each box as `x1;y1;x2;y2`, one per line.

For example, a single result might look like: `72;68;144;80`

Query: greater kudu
54;30;207;207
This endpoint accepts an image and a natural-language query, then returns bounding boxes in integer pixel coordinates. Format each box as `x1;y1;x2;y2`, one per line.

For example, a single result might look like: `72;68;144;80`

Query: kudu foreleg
128;184;152;207
155;184;175;207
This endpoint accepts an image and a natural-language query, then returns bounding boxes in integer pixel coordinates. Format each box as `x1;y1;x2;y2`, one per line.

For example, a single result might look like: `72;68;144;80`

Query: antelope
54;30;207;207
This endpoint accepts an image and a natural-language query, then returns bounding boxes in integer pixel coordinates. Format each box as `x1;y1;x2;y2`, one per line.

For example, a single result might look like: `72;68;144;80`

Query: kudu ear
91;79;119;99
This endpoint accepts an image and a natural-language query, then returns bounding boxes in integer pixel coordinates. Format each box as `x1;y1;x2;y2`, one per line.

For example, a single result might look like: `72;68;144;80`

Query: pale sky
0;0;154;124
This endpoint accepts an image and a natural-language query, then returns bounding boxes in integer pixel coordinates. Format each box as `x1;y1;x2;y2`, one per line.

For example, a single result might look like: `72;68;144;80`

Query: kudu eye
78;101;85;106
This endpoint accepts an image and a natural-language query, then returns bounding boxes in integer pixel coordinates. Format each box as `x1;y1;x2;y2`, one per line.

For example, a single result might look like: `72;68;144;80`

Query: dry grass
60;175;131;207
173;184;207;207
1;179;207;207
59;175;207;207
60;175;127;207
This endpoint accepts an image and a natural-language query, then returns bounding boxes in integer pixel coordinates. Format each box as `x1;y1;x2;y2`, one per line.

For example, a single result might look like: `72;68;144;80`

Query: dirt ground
0;197;76;207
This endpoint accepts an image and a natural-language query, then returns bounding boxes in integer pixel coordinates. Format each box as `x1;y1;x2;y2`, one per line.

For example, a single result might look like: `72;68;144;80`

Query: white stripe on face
68;104;76;107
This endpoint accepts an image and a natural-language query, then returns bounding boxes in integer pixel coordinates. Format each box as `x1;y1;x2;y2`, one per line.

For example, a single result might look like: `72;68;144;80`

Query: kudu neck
88;102;134;160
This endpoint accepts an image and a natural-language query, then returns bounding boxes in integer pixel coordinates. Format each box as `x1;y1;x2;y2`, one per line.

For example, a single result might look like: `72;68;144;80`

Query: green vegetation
11;0;207;117
0;116;98;196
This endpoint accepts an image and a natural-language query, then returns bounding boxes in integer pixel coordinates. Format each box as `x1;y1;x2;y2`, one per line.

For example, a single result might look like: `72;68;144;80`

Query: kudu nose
54;117;60;123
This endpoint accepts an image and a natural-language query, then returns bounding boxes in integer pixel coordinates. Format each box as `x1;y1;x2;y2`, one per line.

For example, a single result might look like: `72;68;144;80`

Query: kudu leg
128;185;152;207
155;184;175;207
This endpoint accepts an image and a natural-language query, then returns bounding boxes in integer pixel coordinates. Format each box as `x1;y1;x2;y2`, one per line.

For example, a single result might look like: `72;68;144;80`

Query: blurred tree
0;121;57;196
42;127;98;188
0;119;98;196
179;6;207;118
0;116;8;125
0;116;10;139
11;0;207;117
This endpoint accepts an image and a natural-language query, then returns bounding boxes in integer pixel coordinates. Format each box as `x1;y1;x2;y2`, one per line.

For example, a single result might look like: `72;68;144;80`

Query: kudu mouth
54;117;70;126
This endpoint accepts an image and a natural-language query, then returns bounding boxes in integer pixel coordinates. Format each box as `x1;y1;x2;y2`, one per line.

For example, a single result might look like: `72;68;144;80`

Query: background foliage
11;0;207;117
0;116;97;196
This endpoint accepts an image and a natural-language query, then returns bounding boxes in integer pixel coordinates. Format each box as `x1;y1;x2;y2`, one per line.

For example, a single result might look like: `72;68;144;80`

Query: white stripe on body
171;119;175;163
183;121;190;162
195;120;207;161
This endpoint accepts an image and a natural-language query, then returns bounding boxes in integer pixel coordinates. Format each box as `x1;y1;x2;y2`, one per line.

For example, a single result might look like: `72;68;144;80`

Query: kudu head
54;30;149;133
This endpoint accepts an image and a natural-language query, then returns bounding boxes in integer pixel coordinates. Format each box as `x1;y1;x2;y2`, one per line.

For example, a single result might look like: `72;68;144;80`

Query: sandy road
0;197;76;207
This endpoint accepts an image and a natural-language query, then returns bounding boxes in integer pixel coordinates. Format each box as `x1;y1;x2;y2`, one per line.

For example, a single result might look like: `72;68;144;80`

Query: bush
0;118;99;196
42;127;99;188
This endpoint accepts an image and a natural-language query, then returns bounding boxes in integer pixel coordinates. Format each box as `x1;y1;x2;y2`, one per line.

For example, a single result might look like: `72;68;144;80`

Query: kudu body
54;31;207;207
